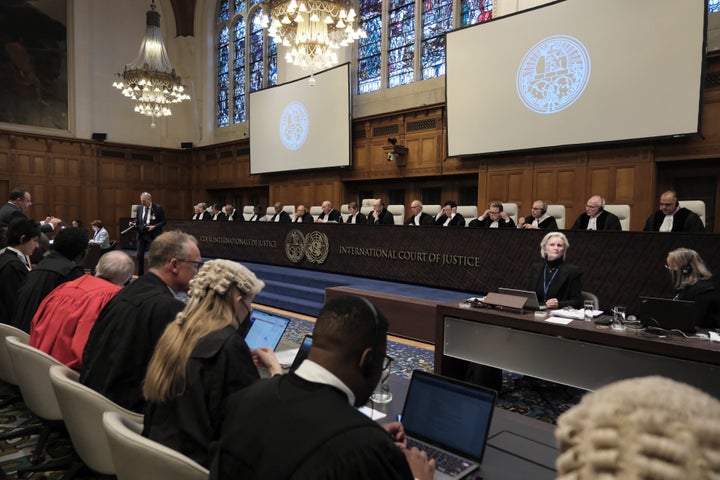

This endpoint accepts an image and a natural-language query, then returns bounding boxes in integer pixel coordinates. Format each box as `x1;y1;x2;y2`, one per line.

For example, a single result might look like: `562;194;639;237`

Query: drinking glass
611;306;626;331
583;300;595;321
370;355;394;404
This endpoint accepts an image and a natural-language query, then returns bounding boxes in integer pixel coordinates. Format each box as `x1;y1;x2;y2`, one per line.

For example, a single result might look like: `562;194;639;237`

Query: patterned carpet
0;315;584;478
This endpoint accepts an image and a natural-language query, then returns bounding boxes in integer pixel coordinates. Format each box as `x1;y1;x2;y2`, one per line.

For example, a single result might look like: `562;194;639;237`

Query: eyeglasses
585;204;600;209
177;259;204;270
531;207;542;211
382;354;394;371
659;202;675;207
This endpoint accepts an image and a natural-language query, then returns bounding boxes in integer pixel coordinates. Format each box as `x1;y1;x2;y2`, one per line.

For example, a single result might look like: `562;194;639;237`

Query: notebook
639;296;697;332
401;370;497;480
497;287;546;310
243;309;291;351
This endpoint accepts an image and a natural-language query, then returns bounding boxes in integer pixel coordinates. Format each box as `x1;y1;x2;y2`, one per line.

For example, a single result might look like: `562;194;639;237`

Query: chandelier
112;1;190;127
256;0;366;72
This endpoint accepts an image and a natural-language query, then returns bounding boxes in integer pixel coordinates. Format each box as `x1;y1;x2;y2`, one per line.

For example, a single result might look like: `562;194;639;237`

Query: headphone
537;201;547;215
358;297;383;378
680;249;694;275
681;264;693;275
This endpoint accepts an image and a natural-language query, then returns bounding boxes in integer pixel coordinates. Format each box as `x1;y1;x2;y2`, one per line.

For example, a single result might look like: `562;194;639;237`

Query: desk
435;302;720;398
375;375;557;480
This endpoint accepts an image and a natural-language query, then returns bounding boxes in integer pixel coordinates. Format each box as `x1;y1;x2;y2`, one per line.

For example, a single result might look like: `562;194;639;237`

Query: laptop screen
244;310;291;351
402;370;496;462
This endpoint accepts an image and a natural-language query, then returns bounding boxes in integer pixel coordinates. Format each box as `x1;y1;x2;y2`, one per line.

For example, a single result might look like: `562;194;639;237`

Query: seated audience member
368;199;395;225
528;232;582;309
211;203;227;221
404;200;435;226
270;202;291;223
12;226;88;332
665;248;720;329
80;231;202;413
71;217;85;231
435;200;466;227
469;201;514;228
571;195;621;231
210;295;435;480
224;204;242;222
248;204;264;222
518;200;558;230
88;219;110;249
555;376;720;479
294;205;314;223
644;190;705;233
29;250;135;370
0;218;40;322
143;260;282;468
315;201;343;223
345;201;367;224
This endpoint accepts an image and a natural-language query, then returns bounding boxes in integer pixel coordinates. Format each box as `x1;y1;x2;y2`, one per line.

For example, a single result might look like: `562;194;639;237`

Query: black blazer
294;212;314;223
434;213;466;227
405;212;435;226
134;203;166;240
345;212;367;224
520;215;558;230
368;209;394;225
571;210;621;231
213;212;228;221
528;262;583;309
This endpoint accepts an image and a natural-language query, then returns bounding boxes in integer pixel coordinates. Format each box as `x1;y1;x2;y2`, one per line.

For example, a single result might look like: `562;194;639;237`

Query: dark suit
528;261;583;309
270;211;291;223
294;212;314;223
468;216;514;228
0;202;53;232
345;212;367;225
404;212;435;226
435;213;466;227
571;210;621;231
317;210;343;223
135;203;166;276
520;215;558;230
367;209;394;225
643;207;704;233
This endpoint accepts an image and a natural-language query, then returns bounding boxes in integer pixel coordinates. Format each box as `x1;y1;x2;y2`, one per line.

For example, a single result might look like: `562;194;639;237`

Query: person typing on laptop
528;232;583;309
665;248;720;329
210;295;436;480
142;259;282;468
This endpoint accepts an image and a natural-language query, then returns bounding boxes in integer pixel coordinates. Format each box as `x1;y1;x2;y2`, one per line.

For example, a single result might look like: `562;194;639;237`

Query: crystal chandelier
256;0;366;72
112;1;190;127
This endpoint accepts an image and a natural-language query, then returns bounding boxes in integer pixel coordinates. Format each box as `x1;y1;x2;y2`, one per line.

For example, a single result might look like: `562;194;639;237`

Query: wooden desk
435;302;720;398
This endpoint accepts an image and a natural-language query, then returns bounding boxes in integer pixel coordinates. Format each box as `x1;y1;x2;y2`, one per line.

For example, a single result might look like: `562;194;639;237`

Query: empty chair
103;411;209;480
0;323;29;407
50;365;144;476
546;204;566;229
682;200;707;228
387;204;405;225
456;205;478;226
242;205;255;221
604;204;631;231
360;198;376;216
581;291;600;310
422;204;442;219
1;336;75;476
502;203;519;225
340;204;350;216
309;205;323;217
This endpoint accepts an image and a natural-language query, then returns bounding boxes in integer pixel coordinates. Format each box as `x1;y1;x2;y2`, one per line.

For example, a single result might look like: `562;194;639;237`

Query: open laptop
401;370;497;480
498;287;546;310
639;296;697;332
243;309;291;350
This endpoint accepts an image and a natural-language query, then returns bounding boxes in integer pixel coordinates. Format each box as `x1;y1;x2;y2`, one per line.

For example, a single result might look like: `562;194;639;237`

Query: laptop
401;370;497;480
497;287;546;310
243;309;291;350
639;296;697;332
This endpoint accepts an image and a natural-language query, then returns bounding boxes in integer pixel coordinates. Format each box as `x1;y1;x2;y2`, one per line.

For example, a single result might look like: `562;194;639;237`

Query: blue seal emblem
279;102;309;150
516;35;591;114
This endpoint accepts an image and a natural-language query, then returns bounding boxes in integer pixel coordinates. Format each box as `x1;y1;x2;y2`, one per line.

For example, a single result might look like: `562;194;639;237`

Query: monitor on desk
639;297;697;333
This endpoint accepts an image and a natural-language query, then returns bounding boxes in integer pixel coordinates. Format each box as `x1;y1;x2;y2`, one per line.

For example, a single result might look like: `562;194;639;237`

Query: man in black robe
80;231;202;413
210;295;435;480
368;199;395;225
571;195;622;231
12;226;87;332
643;190;705;232
315;200;343;223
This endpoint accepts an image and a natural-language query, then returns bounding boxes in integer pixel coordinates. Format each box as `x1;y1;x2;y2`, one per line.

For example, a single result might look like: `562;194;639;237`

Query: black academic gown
143;326;260;468
435;213;466;227
80;272;184;412
270;211;291;223
677;279;720;329
468;217;514;228
12;250;84;332
404;212;435;226
317;210;343;223
521;215;558;230
210;373;414;480
368;209;395;225
528;261;583;309
643;207;705;233
571;210;621;231
0;250;28;324
346;212;367;225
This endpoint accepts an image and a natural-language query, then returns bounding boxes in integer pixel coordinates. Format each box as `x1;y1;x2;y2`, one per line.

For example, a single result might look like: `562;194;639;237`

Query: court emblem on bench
285;229;329;264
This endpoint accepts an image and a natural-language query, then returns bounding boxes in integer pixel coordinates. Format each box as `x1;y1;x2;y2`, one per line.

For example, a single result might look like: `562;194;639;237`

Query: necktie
144;207;150;224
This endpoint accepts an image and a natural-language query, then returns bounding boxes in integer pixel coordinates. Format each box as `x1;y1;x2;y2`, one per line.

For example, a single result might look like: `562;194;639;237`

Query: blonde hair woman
528;232;583;309
556;376;720;479
666;248;719;328
143;259;282;467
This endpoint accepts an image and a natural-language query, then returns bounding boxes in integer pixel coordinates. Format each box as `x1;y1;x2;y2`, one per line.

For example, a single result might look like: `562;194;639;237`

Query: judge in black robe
644;207;704;233
0;249;30;324
571;209;621;231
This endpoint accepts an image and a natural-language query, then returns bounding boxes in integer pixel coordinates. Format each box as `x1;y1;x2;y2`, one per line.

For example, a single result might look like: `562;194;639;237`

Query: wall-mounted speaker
180;142;193;149
91;133;107;141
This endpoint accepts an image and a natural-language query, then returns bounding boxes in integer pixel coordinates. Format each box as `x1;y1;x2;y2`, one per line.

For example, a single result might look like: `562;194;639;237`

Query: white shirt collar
6;246;30;270
294;359;356;406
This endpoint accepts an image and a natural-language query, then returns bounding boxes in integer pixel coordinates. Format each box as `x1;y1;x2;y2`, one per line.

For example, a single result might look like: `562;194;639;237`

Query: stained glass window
234;0;246;13
461;0;492;26
387;0;415;88
218;0;230;22
249;10;265;92
711;0;720;13
217;26;230;127
233;18;246;123
268;35;278;87
358;0;382;93
421;0;453;80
